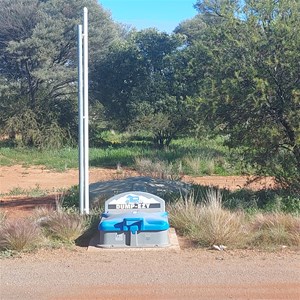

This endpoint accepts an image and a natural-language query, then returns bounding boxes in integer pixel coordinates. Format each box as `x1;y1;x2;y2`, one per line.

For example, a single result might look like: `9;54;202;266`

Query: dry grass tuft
183;155;216;175
0;211;7;227
0;219;42;251
134;157;183;180
32;206;55;221
168;189;246;248
168;191;201;236
40;211;87;243
248;213;300;247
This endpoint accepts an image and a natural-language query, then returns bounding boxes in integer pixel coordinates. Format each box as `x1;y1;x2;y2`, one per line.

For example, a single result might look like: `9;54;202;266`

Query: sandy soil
1;165;299;300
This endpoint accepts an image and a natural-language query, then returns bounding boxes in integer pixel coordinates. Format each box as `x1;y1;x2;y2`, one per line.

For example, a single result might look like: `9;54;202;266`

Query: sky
99;0;198;33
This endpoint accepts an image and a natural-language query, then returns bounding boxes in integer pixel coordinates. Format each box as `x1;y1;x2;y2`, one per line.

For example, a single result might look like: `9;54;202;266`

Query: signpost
78;8;89;214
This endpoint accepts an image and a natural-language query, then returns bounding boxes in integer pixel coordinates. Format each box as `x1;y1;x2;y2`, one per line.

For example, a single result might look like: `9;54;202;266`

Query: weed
0;249;17;259
6;187;27;196
204;159;215;175
26;185;47;197
183;155;202;175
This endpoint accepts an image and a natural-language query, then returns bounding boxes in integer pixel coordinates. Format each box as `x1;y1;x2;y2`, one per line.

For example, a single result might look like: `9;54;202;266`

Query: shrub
0;219;42;251
183;155;216;175
168;189;246;247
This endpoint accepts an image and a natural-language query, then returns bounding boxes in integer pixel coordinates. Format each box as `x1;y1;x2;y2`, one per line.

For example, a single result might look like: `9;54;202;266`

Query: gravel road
1;247;299;300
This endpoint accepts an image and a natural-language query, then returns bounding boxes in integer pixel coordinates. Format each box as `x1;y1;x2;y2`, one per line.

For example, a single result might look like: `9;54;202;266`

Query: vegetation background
0;0;299;191
0;0;299;257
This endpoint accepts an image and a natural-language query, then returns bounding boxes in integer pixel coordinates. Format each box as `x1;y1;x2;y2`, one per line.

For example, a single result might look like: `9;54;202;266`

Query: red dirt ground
0;165;275;219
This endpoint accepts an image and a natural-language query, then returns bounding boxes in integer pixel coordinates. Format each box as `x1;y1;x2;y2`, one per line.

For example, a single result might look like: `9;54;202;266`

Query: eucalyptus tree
0;0;122;148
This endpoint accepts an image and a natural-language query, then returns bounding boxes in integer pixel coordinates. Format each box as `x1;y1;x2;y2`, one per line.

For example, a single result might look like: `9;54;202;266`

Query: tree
174;15;206;44
93;29;194;148
0;0;122;148
190;0;300;188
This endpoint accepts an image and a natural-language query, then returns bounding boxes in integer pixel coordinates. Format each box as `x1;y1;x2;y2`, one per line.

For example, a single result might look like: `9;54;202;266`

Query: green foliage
186;0;300;189
130;112;173;149
0;0;122;147
0;147;79;170
62;185;80;209
1;0;298;193
92;29;194;146
0;136;240;176
62;185;106;211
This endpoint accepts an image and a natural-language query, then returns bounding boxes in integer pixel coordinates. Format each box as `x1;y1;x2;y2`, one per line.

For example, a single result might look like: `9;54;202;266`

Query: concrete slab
87;228;180;252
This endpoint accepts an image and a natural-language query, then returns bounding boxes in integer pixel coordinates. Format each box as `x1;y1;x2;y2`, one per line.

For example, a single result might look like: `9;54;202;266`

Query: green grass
0;136;242;176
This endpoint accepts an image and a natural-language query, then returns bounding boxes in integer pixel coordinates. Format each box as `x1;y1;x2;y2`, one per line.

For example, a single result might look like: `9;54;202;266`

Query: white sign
108;194;160;210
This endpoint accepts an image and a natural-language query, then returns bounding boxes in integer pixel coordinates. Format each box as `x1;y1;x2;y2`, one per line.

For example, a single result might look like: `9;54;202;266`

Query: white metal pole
83;7;89;214
77;24;84;215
